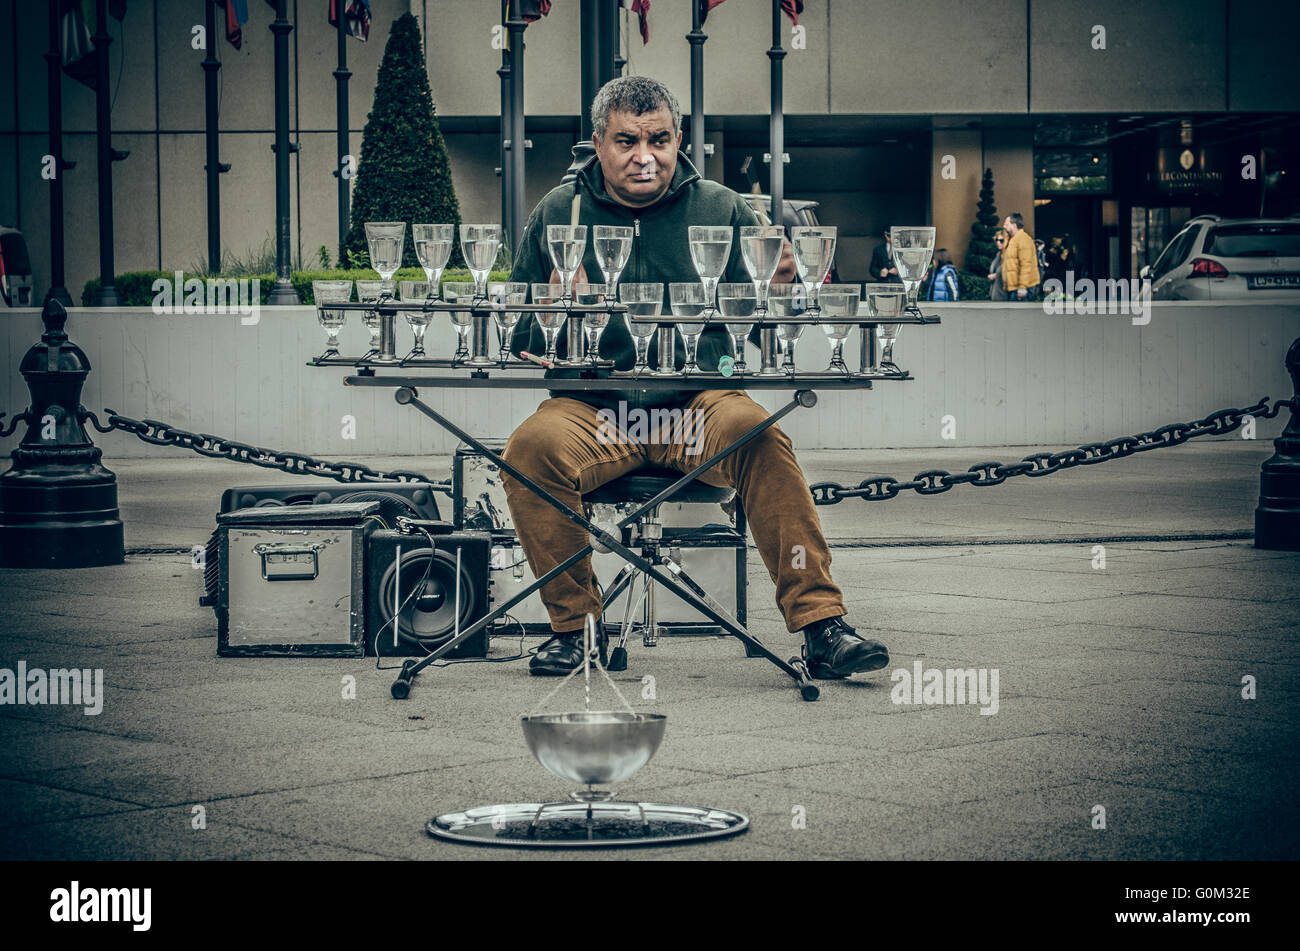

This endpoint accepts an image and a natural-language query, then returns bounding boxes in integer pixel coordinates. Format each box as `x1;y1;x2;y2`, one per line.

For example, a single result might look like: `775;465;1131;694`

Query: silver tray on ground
428;801;749;849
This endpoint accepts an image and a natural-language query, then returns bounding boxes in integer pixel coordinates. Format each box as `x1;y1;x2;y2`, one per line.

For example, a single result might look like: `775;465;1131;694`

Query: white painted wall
2;302;1297;461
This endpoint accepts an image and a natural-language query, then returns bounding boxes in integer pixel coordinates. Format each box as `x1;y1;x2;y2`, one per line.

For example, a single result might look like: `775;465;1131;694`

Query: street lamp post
686;1;707;176
268;0;300;305
202;0;229;275
333;9;351;261
767;0;786;222
91;0;123;306
43;0;73;307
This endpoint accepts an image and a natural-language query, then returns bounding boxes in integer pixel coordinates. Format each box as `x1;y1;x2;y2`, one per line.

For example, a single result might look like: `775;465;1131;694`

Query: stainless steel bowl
521;711;667;786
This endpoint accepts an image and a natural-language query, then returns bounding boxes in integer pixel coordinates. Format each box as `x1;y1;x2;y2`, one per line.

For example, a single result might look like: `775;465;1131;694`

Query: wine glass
354;279;386;359
441;281;477;363
618;283;663;375
397;280;432;362
593;225;633;289
460;224;502;297
574;283;610;365
739;225;784;315
687;225;731;314
767;283;807;375
863;282;906;372
546;224;588;301
487;281;528;364
716;282;756;376
412;223;454;294
817;283;860;374
364;222;405;297
311;280;352;358
530;283;567;364
890;226;936;316
790;226;836;315
668;283;707;375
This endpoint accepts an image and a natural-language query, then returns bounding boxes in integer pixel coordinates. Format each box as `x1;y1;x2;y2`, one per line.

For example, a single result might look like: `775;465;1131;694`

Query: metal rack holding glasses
308;291;939;701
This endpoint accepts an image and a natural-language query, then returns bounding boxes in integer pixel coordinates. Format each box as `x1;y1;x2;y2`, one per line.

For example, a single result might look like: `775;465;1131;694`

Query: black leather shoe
529;626;609;676
801;616;889;680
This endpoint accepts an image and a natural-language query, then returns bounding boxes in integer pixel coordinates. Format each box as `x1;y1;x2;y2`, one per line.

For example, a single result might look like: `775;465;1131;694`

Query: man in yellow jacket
1001;212;1041;301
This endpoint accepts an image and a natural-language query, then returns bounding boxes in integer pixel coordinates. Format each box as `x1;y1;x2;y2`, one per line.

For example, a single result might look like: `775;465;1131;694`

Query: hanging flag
60;0;97;89
699;0;802;26
512;0;552;21
223;0;249;49
617;0;649;43
329;0;371;40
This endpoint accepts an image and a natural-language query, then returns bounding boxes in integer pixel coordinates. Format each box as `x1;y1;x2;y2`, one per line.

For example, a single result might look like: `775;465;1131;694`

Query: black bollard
1254;337;1300;551
0;300;124;568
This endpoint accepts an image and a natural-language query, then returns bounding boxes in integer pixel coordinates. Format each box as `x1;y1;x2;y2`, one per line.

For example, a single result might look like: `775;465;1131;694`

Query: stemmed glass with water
739;225;784;315
397;280;432;362
817;284;860;374
890;226;936;317
312;280;352;358
530;284;568;365
668;283;707;375
364;222;405;296
790;226;836;315
574;283;610;365
688;226;732;315
460;224;502;299
716;283;756;376
441;281;477;363
862;282;906;373
354;279;386;360
412;224;454;297
546;225;588;301
487;281;528;364
767;283;807;375
593;225;633;289
619;283;663;375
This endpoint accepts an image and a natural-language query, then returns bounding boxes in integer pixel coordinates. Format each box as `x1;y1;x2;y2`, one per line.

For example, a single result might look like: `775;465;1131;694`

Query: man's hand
773;237;797;284
1016;288;1027;300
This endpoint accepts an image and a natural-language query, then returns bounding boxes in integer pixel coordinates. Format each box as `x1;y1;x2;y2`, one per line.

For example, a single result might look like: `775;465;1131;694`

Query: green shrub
343;13;463;270
956;269;990;301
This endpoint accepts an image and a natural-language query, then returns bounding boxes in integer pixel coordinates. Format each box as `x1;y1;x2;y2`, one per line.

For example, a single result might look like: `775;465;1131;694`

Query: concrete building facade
2;0;1298;299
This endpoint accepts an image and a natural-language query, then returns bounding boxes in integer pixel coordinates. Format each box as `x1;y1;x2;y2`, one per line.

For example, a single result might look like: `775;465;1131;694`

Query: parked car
1142;216;1300;300
0;225;35;307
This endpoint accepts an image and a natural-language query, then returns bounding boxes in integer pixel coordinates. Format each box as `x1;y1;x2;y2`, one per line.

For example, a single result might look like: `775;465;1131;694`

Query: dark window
1203;224;1300;258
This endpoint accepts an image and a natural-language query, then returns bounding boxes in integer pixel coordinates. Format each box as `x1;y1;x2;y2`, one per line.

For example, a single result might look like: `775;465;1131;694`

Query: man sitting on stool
504;75;888;681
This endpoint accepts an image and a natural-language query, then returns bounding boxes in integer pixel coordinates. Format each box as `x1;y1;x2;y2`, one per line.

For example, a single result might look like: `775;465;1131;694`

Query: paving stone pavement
0;441;1296;860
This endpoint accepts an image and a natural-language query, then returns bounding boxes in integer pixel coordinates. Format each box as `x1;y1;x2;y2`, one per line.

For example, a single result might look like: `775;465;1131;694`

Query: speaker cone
377;549;476;648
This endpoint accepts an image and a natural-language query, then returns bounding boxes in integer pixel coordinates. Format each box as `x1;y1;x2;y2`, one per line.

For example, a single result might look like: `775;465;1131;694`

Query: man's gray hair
591;76;682;140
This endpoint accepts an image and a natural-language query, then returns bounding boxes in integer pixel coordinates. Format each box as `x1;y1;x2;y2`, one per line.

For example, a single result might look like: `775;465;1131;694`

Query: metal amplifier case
215;501;378;657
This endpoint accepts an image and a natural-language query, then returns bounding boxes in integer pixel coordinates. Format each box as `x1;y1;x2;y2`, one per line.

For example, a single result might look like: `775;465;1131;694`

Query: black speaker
219;483;442;526
366;529;491;657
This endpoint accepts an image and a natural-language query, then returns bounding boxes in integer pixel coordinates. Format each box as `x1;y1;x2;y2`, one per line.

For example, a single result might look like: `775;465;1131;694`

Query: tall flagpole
332;3;351;262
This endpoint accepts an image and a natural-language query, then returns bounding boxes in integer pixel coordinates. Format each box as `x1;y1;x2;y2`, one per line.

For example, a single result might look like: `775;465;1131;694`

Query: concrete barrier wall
2;302;1298;461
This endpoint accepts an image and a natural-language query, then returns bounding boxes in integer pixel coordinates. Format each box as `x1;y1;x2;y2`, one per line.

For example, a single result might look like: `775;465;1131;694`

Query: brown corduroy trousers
501;390;845;634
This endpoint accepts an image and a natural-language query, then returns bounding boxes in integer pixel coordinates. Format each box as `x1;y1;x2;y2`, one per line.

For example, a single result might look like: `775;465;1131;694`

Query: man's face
1003;217;1017;235
593;107;681;208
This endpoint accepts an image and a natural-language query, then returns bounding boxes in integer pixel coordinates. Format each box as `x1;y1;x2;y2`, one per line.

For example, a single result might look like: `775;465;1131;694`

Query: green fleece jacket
508;152;760;411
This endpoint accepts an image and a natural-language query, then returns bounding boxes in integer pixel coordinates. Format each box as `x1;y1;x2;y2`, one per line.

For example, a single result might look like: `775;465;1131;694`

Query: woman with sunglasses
987;228;1009;301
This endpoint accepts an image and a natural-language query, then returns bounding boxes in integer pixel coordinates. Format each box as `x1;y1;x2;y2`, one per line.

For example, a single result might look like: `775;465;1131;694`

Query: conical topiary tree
964;168;999;278
344;12;462;269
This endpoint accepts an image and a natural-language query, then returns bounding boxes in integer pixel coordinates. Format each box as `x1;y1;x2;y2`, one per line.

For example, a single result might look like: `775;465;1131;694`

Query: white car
1141;216;1300;300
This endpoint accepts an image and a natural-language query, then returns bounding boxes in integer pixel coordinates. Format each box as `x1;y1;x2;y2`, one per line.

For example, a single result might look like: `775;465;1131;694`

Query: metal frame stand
379;383;822;701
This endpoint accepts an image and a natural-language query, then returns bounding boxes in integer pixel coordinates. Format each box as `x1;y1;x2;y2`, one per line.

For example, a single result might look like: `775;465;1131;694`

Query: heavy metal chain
34;396;1293;503
808;396;1296;505
78;408;447;490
